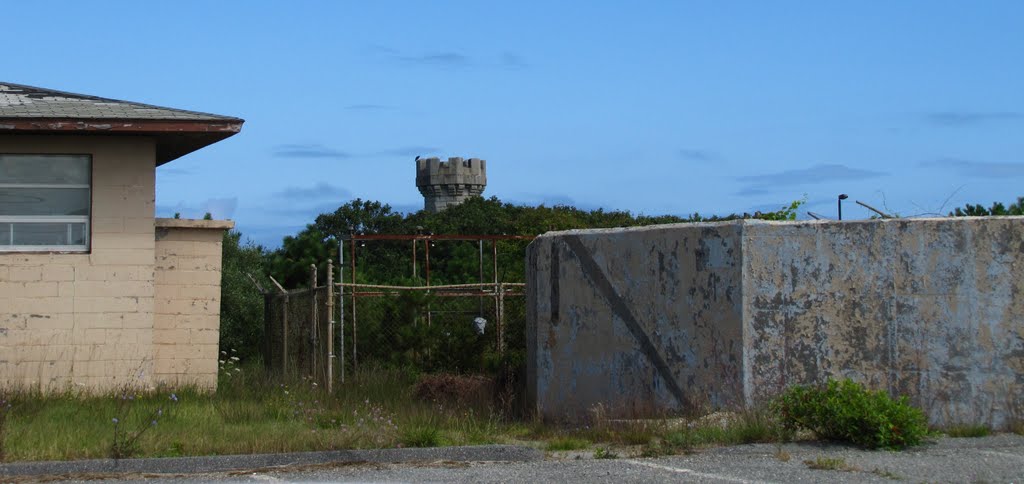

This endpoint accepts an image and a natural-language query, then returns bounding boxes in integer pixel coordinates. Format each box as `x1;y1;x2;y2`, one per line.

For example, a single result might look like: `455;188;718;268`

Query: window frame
0;153;93;253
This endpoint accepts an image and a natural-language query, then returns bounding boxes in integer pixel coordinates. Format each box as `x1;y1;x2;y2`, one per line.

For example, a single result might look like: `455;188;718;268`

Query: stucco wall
153;219;232;389
527;218;1024;428
0;135;156;391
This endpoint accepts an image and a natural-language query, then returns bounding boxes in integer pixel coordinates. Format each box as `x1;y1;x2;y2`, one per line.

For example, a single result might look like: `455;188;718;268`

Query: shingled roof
0;82;244;165
0;82;242;121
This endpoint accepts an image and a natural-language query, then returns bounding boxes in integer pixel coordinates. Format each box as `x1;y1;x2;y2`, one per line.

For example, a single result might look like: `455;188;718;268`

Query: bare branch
855;200;894;219
245;272;266;293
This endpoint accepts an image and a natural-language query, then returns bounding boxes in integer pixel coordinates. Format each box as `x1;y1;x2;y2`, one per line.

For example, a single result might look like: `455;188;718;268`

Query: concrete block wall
527;217;1024;428
153;219;233;389
0;135;156;391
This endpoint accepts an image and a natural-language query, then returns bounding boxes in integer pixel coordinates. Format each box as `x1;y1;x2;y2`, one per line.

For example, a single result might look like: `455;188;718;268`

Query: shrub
773;378;927;449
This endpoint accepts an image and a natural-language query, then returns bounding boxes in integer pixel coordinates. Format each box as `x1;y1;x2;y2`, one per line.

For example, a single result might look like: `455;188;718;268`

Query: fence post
351;237;358;372
269;276;288;375
310;264;318;383
498;282;505;356
326;258;334;394
339;239;345;384
492;240;499;353
262;292;272;370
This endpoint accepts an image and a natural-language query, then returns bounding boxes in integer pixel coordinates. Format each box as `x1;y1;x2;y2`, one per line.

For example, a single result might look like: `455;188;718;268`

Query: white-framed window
0;154;91;252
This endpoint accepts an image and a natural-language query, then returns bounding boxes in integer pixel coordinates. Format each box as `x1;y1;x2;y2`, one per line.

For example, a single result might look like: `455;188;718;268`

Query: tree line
219;195;1021;362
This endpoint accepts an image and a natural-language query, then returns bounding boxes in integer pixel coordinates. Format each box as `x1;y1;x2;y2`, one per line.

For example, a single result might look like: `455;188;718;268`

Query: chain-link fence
262;265;335;386
263;286;331;380
340;283;524;375
262;262;526;390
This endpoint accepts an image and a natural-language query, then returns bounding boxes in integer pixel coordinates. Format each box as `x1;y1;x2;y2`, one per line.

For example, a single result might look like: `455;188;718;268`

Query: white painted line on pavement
624;459;770;484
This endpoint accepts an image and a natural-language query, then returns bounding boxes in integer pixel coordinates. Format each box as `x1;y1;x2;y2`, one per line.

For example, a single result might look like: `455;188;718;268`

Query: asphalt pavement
4;434;1023;483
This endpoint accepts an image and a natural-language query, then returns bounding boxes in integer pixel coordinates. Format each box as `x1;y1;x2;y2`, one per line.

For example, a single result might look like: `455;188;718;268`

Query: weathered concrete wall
527;217;1024;428
0;135;156;391
153;218;233;389
743;218;1024;428
527;223;746;420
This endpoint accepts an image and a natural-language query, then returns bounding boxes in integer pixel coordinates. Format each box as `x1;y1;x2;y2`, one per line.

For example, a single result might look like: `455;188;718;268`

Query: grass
636;408;788;457
545;437;591;451
0;364;507;461
804;456;855;471
943;425;991;438
0;368;957;463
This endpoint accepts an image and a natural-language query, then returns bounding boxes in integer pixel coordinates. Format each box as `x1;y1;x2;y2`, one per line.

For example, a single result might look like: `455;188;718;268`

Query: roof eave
0;118;244;165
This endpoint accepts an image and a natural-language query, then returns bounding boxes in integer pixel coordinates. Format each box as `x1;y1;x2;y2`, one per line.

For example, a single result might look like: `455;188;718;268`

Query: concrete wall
527;223;746;420
742;218;1024;428
527;217;1024;428
1;135;232;393
153;218;233;389
0;135;156;391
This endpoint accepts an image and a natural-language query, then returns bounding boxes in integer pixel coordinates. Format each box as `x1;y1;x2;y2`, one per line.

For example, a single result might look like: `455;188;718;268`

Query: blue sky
7;1;1023;247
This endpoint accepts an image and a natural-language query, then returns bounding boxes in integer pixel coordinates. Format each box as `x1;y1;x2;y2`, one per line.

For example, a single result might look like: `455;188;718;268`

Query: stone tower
415;156;487;212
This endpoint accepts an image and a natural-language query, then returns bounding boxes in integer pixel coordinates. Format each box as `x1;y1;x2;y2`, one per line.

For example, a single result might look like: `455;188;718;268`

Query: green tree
267;226;333;288
219;230;268;361
950;196;1024;216
314;198;407;237
267;195;812;288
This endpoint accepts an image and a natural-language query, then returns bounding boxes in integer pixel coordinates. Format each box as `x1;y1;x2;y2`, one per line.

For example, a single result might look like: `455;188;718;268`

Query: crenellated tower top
415;157;487;212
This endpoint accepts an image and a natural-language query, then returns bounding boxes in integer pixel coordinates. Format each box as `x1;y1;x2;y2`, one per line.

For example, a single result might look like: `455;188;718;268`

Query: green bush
773;378;927;449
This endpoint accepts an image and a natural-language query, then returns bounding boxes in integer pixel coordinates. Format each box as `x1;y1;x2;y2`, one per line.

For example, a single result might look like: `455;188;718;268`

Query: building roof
0;82;244;165
0;82;241;121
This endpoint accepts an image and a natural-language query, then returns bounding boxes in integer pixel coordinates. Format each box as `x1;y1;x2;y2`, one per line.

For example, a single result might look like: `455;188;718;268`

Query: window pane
11;222;87;246
0;188;90;216
71;222;88;245
0;155;90;184
0;223;9;245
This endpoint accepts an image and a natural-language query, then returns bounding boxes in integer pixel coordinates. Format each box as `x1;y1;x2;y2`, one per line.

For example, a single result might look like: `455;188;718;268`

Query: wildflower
157;409;163;416
112;417;119;423
230;356;240;361
170;393;179;402
151;420;158;426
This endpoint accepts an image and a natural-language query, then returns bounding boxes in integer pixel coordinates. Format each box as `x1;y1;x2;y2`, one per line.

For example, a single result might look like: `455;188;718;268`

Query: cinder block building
0;82;243;391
